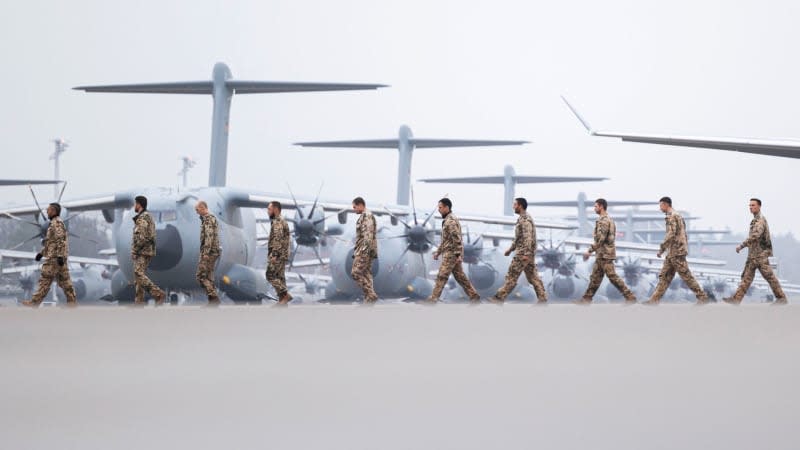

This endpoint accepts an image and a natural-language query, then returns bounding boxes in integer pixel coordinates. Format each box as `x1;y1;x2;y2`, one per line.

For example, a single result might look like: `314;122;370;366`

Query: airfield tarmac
1;303;797;450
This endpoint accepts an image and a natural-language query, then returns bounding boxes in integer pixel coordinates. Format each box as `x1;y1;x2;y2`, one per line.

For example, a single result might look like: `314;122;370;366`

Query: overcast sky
1;0;798;235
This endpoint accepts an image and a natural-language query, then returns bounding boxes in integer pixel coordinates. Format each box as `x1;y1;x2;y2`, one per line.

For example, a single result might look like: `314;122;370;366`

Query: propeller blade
10;234;42;251
382;206;411;229
1;212;41;228
389;247;410;273
420;252;427;280
285;183;304;219
308;182;324;219
28;185;47;222
410;185;418;225
63;210;86;223
312;245;325;266
288;243;299;269
421;203;440;228
57;181;68;203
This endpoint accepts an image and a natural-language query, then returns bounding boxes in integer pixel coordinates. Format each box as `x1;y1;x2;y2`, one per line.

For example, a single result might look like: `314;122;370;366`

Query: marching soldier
21;203;78;307
131;195;166;306
490;197;547;305
426;198;480;304
644;197;709;305
577;198;637;304
351;197;379;304
195;200;221;306
266;201;292;305
724;198;788;305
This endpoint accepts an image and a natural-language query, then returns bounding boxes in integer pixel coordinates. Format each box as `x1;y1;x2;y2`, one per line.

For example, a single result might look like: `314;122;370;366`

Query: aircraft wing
562;96;800;159
0;249;119;268
286;272;332;282
0;179;61;186
290;258;330;268
456;214;577;230
225;190;410;216
0;192;135;216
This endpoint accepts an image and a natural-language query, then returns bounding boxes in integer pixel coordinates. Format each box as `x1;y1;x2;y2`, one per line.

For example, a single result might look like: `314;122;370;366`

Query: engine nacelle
220;263;270;304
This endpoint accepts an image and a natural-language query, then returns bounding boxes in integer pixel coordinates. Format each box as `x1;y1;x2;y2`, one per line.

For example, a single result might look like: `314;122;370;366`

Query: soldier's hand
504;249;512;257
521;255;530;263
34;253;43;262
736;245;742;253
456;255;463;264
433;252;439;261
656;251;662;258
57;257;65;267
583;251;591;262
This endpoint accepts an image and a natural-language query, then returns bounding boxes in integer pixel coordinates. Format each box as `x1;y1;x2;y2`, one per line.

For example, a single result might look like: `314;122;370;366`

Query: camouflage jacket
436;213;463;256
589;213;617;260
508;211;536;257
42;216;69;259
659;210;689;257
199;213;221;257
354;210;378;259
268;214;291;261
132;211;156;257
742;213;773;260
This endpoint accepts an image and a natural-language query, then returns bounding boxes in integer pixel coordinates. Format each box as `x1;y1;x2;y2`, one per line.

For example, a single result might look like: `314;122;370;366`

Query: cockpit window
154;210;178;222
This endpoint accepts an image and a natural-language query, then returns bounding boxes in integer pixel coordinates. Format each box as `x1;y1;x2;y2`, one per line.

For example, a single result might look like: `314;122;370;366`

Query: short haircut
196;200;208;209
514;197;528;210
439;197;452;209
48;202;61;217
352;196;365;206
269;201;282;211
134;195;148;210
595;198;608;210
750;198;762;206
659;196;672;206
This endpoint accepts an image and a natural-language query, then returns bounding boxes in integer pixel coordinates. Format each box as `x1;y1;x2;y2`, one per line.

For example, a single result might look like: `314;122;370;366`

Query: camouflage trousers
650;256;708;302
495;255;547;301
133;254;165;304
266;257;288;298
30;261;77;305
196;254;219;299
733;256;786;300
583;259;635;300
430;253;479;301
351;254;378;302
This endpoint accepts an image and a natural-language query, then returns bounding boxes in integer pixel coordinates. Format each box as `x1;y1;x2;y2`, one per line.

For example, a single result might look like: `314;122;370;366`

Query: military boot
20;300;40;308
772;298;789;306
153;290;166;307
722;296;742;305
206;295;220;308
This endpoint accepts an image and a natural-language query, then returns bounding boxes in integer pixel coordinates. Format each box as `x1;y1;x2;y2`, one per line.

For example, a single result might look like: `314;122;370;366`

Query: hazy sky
1;0;799;235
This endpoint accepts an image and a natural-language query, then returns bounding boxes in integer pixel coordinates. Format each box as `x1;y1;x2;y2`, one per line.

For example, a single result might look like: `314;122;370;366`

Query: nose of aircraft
150;224;183;270
552;277;575;299
468;263;496;290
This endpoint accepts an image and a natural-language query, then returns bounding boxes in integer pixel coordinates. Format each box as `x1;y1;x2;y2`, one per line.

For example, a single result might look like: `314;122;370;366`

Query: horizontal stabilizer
227;80;387;94
0;179;61;186
419;175;605;184
74;82;213;94
530;200;653;208
294;139;528;149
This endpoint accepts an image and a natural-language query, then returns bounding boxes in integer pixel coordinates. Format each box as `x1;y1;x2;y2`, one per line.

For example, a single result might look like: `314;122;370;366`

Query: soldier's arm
741;220;765;248
660;216;676;254
364;216;376;251
53;223;68;258
516;221;534;256
588;221;608;253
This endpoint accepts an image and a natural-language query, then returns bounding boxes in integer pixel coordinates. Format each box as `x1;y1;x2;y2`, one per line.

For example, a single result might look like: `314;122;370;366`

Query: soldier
131;195;166;306
195;200;221;306
577;198;637;304
266;201;292;305
723;198;788;305
351;196;378;304
490;197;547;305
426;198;480;304
21;203;78;307
644;197;709;305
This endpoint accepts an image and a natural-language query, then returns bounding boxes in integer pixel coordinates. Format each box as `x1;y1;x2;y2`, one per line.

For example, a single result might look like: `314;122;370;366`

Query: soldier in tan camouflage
267;201;292;305
724;198;788;305
351;196;378;304
426;198;480;304
21;203;78;307
195;201;221;306
131;196;166;306
577;198;636;304
490;197;547;305
644;197;709;305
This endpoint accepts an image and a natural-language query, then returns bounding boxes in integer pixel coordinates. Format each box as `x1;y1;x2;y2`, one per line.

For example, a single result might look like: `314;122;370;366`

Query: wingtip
560;95;594;135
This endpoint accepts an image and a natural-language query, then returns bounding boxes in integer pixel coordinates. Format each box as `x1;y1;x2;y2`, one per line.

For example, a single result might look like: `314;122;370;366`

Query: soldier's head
438;198;452;217
513;197;528;215
749;198;762;215
195;200;209;217
352;197;366;214
134;196;148;213
47;202;61;219
267;201;282;219
659;196;672;213
594;198;608;214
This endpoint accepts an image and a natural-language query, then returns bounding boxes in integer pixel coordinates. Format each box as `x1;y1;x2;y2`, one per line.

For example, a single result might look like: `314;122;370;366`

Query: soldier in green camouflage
195;200;221;306
426;198;480;304
267;201;292;305
351;196;378;304
131;196;166;306
490;197;547;304
644;197;709;305
724;198;788;305
21;203;78;307
577;198;636;304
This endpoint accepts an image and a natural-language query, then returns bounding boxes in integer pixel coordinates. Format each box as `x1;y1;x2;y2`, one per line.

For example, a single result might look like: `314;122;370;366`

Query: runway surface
1;303;797;450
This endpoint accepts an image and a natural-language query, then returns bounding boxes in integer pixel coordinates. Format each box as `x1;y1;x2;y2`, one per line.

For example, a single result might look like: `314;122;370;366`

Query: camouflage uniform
648;211;708;302
351;210;378;302
29;216;77;305
266;214;291;298
196;213;221;301
132;210;165;304
731;213;786;301
581;212;635;301
429;213;479;301
494;211;547;301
